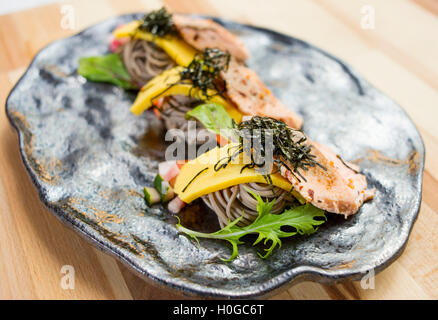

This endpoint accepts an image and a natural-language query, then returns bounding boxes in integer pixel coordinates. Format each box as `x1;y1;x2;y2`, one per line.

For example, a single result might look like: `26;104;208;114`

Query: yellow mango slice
113;21;144;38
115;22;242;122
113;21;197;67
130;67;242;122
174;143;304;203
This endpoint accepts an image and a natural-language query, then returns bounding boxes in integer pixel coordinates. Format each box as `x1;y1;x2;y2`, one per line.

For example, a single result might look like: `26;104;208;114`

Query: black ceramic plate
6;13;424;298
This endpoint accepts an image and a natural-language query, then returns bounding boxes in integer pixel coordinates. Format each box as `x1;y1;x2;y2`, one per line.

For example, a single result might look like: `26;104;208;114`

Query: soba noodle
161;95;216;145
119;39;175;87
119;40;218;145
202;182;297;228
120;41;297;227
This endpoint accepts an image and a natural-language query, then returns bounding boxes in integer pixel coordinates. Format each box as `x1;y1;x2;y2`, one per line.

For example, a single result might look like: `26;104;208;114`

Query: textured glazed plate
6;13;424;299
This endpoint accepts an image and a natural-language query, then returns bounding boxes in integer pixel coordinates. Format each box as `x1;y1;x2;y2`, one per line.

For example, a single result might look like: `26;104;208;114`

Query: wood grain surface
0;0;437;300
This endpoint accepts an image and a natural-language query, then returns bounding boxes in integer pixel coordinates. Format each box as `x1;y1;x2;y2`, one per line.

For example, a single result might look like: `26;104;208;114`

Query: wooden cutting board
1;0;437;300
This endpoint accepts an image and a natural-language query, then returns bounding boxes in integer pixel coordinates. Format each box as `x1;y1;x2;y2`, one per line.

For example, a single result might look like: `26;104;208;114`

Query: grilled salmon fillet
221;59;303;129
173;14;249;61
280;140;374;217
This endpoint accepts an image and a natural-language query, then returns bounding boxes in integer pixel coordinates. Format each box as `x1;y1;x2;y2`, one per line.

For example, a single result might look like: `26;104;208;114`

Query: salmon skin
170;15;303;129
222;59;303;129
173;14;249;62
279;136;374;217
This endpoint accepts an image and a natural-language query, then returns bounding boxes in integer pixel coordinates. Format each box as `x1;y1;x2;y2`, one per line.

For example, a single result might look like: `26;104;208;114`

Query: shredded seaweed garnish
213;144;241;172
336;154;359;174
179;48;230;99
138;7;175;37
213;116;326;184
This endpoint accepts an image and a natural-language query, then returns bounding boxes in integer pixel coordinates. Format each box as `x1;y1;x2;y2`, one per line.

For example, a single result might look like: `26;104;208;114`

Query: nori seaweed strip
182;167;209;193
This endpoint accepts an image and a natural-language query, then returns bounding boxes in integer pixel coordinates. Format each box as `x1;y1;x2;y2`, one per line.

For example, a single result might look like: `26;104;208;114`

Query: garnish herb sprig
138;7;175;37
176;189;326;260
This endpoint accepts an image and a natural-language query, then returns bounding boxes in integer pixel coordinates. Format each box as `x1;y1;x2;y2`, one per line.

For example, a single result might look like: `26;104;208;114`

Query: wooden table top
1;0;437;300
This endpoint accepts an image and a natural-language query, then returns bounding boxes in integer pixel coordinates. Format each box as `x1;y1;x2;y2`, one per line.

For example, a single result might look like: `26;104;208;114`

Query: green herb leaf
78;54;137;89
185;103;236;140
176;189;326;261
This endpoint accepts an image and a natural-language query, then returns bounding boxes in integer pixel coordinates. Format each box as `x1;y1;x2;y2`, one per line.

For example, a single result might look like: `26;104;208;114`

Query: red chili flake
308;189;314;199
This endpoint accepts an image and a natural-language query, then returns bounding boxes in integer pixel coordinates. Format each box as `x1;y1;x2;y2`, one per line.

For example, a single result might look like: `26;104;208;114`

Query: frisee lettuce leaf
185;103;236;141
176;189;326;261
78;54;137;89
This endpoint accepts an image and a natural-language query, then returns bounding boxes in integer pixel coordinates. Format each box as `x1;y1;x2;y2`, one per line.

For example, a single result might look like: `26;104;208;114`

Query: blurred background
0;0;437;300
0;0;56;15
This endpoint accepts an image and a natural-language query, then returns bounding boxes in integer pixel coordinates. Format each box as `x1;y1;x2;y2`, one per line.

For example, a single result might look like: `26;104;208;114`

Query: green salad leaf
185;103;236;141
176;189;326;261
78;54;137;89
